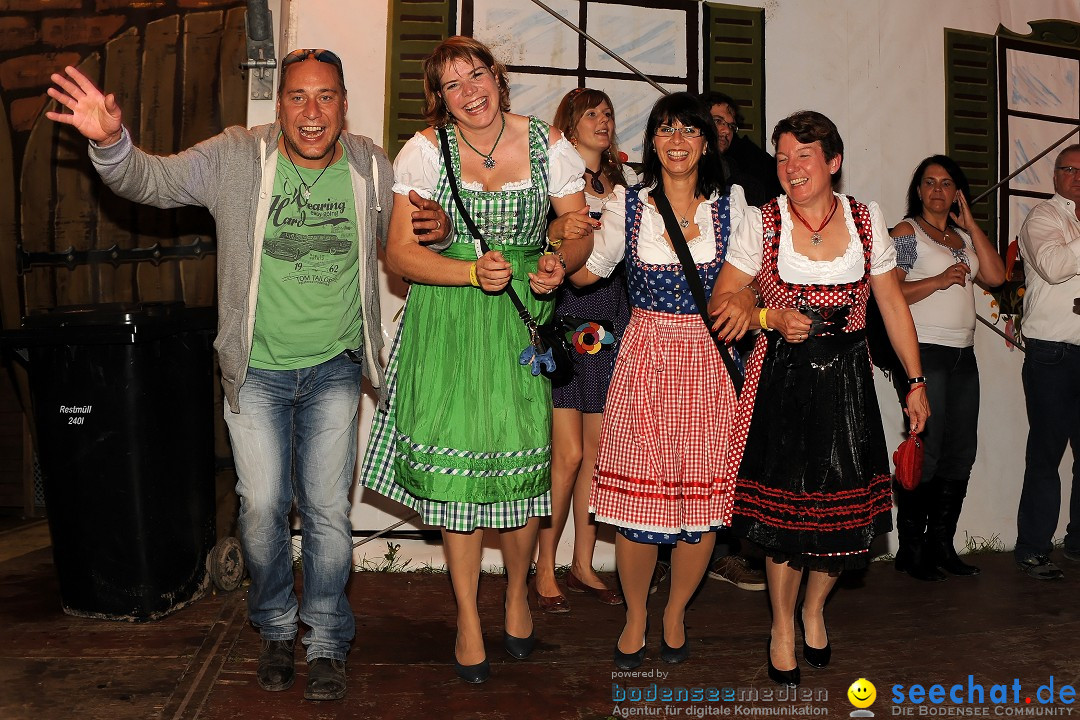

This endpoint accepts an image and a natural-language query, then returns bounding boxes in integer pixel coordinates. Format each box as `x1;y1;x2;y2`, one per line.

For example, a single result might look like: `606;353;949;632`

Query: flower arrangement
986;239;1024;349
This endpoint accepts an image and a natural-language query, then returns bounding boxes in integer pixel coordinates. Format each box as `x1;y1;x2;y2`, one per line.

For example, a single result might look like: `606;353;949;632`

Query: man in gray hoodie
47;48;448;702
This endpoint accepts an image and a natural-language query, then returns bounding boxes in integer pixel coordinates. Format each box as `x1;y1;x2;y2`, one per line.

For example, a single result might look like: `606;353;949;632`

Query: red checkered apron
590;308;738;533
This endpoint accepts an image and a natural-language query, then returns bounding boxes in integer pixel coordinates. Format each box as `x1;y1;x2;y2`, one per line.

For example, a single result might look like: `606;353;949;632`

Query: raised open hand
45;66;123;145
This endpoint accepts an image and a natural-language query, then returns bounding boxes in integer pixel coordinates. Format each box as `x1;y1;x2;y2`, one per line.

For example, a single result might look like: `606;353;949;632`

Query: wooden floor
2;521;1080;720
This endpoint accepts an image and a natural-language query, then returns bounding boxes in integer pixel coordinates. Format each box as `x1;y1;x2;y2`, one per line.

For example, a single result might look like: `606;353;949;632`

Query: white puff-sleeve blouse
726;193;896;284
586;183;750;279
391;126;586;199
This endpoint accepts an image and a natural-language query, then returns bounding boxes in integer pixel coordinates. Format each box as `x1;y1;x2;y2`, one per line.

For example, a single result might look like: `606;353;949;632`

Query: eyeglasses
281;48;343;71
712;118;738;134
655;125;702;138
1056;165;1079;175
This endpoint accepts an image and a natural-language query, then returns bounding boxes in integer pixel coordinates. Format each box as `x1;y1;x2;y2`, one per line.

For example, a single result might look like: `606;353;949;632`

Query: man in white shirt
1014;144;1080;580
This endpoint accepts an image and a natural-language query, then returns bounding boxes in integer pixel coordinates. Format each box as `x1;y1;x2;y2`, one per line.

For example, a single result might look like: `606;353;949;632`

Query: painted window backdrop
1001;42;1080;246
461;0;701;163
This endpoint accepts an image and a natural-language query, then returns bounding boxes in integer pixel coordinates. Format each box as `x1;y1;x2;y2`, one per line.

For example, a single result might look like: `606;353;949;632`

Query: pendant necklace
582;166;605;194
789;195;839;245
675;195;698;229
458;112;506;169
916;215;954;244
284;140;335;200
916;215;970;267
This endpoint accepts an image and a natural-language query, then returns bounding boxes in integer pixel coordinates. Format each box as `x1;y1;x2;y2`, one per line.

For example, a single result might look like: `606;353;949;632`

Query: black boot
928;477;980;576
894;482;946;581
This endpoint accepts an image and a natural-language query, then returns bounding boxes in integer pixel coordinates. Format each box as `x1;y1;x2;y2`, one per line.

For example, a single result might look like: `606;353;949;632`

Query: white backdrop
247;0;1080;570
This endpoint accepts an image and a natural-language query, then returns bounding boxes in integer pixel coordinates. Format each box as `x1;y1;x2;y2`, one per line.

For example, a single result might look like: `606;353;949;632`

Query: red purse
893;434;924;491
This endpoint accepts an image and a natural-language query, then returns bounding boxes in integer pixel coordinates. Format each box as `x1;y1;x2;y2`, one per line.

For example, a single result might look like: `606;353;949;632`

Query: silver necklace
676;195;698;229
458;112;506;169
284;140;335;200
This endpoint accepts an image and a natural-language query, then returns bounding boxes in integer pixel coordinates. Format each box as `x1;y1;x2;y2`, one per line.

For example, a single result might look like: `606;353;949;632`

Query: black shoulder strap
436;125;537;330
652;190;743;395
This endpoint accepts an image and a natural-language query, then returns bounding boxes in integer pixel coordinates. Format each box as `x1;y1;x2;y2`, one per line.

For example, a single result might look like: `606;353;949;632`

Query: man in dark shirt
703;91;782;208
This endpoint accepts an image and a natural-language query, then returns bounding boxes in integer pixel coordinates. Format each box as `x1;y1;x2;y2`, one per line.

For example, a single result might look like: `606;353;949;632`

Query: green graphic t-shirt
250;142;363;369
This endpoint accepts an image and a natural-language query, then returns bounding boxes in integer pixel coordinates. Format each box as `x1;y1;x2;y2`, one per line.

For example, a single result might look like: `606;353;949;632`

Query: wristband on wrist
758;307;770;331
907;376;926;386
905;383;925;403
469;262;480;288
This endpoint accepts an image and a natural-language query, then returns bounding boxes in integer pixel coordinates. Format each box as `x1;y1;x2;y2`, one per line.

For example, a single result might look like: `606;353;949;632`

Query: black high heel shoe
503;630;536;660
614;622;648;670
796;603;832;669
766;638;800;687
660;624;690;664
453;657;490;684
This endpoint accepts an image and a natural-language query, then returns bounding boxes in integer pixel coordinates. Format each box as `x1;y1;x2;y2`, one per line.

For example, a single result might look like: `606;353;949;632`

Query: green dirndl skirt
362;244;553;531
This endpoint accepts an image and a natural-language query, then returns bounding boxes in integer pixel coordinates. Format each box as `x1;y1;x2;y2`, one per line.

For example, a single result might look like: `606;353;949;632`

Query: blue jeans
225;352;362;661
1015;339;1080;562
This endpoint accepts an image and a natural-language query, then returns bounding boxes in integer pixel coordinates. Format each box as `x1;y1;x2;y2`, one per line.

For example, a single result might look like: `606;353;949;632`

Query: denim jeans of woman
893;344;979;577
224;352;362;661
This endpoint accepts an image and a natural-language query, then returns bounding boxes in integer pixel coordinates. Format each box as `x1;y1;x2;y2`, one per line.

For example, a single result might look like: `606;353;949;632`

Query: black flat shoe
766;638;800;687
660;625;690;664
796;603;832;669
453;657;490;684
614;623;648;670
503;630;536;660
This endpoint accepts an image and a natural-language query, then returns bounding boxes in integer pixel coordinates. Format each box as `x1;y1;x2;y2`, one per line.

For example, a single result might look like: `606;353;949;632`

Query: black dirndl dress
729;196;893;572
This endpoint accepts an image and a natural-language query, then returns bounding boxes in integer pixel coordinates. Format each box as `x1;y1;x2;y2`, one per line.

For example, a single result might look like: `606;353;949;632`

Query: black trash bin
2;302;217;621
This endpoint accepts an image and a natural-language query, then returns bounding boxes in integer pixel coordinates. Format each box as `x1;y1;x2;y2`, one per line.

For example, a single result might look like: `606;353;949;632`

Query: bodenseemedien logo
849;678;878;718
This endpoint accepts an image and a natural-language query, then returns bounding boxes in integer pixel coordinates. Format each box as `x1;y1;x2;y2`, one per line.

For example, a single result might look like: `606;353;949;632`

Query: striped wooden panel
136;16;182;303
0;65;18;331
945;28;997;246
385;0;451;160
96;28;140;305
704;2;766;149
0;77;33;515
220;7;248;130
177;11;223;309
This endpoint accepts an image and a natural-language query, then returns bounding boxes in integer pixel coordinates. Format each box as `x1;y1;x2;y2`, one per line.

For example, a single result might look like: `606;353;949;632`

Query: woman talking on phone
889;154;1004;581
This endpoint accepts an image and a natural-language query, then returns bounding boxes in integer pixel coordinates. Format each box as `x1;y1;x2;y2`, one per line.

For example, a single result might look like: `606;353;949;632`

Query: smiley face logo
848;678;877;708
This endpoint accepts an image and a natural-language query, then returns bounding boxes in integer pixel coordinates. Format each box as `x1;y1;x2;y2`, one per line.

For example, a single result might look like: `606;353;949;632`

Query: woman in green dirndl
361;36;596;684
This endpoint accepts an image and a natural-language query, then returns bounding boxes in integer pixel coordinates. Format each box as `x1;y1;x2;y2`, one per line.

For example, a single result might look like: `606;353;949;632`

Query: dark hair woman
889;154;1005;581
710;110;930;686
572;91;755;669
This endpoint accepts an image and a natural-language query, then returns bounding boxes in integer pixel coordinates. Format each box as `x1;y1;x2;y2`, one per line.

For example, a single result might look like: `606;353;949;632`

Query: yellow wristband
469;262;480;288
759;307;770;330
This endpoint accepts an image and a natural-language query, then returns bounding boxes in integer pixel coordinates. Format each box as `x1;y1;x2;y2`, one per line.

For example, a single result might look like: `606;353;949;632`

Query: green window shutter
703;2;765;148
385;0;451;160
945;28;997;246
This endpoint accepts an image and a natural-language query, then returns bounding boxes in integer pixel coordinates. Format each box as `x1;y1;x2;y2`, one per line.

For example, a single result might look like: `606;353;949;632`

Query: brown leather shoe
530;580;570;614
566;571;624;605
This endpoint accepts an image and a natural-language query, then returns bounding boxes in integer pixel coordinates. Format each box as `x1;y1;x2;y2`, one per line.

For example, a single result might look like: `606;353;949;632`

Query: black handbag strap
437;125;538;334
652;189;743;395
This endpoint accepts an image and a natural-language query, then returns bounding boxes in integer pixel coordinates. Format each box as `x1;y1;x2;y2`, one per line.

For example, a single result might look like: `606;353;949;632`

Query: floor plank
2;533;1079;720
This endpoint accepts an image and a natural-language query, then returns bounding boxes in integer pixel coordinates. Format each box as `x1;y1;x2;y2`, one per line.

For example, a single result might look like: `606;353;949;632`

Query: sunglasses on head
281;48;343;71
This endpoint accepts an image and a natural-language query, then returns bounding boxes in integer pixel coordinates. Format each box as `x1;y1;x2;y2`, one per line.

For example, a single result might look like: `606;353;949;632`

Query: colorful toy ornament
519;343;556;376
571;321;614;355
